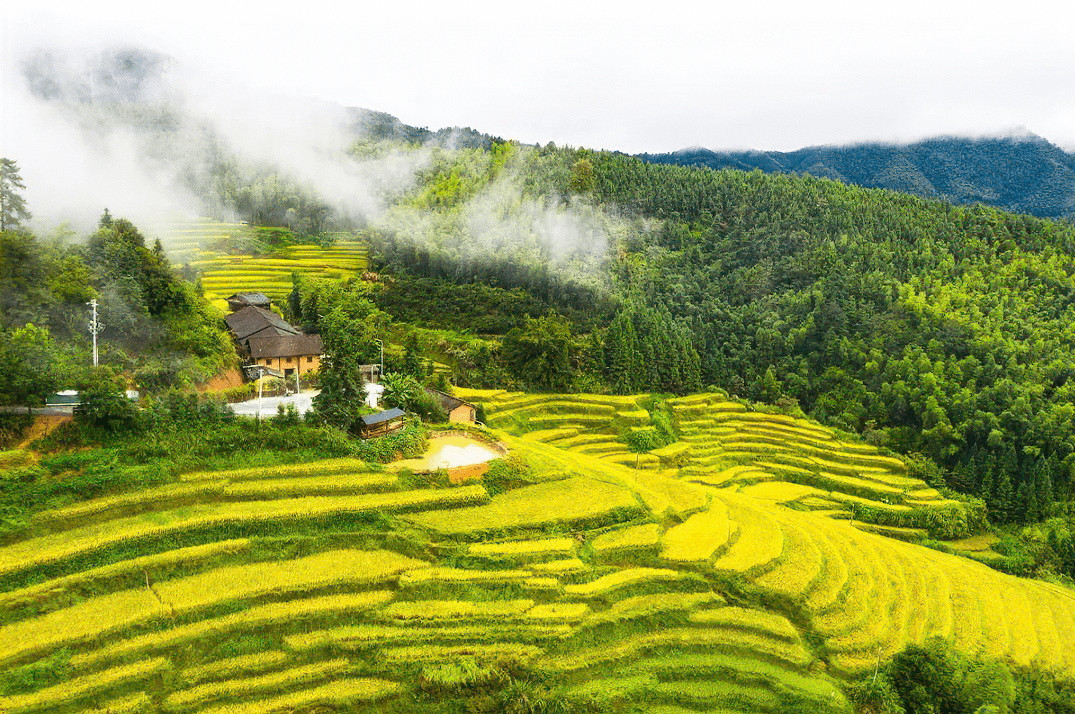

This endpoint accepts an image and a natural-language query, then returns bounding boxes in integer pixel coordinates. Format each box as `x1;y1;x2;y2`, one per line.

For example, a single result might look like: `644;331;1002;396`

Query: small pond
393;434;503;472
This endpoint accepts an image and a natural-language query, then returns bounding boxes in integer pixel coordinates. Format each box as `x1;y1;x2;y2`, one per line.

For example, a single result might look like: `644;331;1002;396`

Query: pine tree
0;158;31;231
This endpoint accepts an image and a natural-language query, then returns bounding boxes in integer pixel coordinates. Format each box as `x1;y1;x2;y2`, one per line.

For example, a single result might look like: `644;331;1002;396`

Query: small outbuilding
424;387;477;424
226;292;272;312
358;408;406;439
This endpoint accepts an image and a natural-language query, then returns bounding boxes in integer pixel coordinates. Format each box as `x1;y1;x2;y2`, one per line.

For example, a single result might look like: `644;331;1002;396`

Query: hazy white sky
3;0;1075;155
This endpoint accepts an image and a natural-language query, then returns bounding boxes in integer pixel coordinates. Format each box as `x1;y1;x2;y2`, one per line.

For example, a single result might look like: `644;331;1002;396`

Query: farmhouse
424;387;477;423
225;305;301;346
224;305;323;380
247;333;324;379
225;292;272;312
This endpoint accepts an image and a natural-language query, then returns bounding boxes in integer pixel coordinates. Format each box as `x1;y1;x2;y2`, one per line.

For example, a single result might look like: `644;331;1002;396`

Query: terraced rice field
461;389;968;538
148;217;368;306
4;395;1075;712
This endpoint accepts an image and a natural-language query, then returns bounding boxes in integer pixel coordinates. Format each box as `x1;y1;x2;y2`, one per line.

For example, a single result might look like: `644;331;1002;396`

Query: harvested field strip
564;568;695;598
722;418;833;442
636;654;846;703
526;428;578;442
687;606;801;641
737;481;823;503
494;399;617;416
524;415;618;429
37;472;399;526
555;433;621;448
405;476;641;534
182;651;291;685
528;603;591;622
661;501;732;562
709;501;785;577
565;674;652;706
824;491;912;512
683;464;761;485
543;627;813;673
399;567;533;586
0;539;251;613
376;599;535;622
0;551;421;666
181;458;370;482
575;442;629;456
0;486;485;580
84;691;152;714
71;590;395;671
467;537;576;560
530;558;587;575
285;623;572;651
0;657;170;714
580;592;723;628
382;643;543;663
166;658;351;710
591;523;662;554
195;677;399;714
649;680;780;710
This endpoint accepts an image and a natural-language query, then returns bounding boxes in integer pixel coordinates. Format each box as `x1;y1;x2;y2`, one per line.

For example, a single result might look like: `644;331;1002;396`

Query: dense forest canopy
639;133;1075;221
361;142;1075;533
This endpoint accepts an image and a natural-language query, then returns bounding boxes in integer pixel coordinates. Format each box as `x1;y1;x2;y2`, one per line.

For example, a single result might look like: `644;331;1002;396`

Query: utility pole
87;299;102;367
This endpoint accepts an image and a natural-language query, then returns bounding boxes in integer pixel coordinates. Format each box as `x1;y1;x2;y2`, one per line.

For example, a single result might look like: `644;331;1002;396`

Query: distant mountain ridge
638;133;1075;220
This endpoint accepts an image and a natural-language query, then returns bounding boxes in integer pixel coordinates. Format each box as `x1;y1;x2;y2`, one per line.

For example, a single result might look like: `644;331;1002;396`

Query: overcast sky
3;0;1075;156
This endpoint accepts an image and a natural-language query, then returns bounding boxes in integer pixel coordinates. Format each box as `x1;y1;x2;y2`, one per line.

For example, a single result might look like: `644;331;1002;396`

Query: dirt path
16;415;71;449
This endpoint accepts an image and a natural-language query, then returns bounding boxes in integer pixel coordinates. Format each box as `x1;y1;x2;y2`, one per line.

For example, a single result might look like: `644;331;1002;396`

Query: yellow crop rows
181;651;291;685
4;401;1075;712
72;590;394;671
166;658;352;710
0;550;422;666
0;485;486;579
405;476;641;534
591;522;662;554
0;657;170;714
196;677;400;714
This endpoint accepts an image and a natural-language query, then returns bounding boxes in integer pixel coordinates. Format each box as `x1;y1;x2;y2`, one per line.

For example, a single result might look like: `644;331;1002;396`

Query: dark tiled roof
225;306;300;341
424;387;474;413
247;333;323;359
360;408;406;426
226;292;271;305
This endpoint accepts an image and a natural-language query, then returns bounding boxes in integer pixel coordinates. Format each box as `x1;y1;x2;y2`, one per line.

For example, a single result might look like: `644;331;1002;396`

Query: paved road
0;406;75;416
228;390;320;418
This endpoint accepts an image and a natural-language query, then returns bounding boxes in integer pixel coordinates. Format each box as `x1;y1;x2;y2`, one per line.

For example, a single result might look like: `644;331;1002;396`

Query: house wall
256;353;322;377
448;404;476;423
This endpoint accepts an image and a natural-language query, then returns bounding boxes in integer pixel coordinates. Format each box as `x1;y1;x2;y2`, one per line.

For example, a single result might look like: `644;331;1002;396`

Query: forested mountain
8;45;1075;536
639;133;1075;220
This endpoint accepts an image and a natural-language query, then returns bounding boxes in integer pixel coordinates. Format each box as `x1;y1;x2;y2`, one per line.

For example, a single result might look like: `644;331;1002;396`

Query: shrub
0;415;32;450
73;371;139;434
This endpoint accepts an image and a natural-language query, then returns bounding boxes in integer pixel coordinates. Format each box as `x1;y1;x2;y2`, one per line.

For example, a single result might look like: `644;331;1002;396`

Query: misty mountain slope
639;134;1075;220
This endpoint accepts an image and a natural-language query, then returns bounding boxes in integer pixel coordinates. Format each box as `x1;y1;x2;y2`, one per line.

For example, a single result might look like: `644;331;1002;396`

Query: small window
286;357;294;364
307;356;314;364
